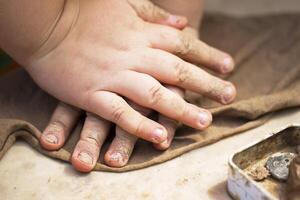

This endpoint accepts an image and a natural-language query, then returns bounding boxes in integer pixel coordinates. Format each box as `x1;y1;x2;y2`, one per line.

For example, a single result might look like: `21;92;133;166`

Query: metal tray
227;124;300;200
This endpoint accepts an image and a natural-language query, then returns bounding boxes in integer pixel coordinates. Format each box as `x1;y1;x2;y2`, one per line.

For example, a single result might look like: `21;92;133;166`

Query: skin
0;0;236;172
40;0;236;172
152;0;205;32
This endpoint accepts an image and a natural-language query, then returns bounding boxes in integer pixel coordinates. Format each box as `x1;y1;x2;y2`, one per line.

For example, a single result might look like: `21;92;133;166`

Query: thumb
127;0;188;29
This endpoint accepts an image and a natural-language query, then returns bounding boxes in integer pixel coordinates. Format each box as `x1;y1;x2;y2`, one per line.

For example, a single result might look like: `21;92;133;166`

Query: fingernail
168;15;184;25
159;140;170;149
152;128;167;143
109;152;123;163
222;57;234;73
198;111;212;127
221;85;236;104
45;134;58;144
78;152;93;165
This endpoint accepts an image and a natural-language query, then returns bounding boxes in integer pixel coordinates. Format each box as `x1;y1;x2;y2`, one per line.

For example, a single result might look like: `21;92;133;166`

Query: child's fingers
146;24;235;74
40;102;81;150
104;87;183;166
108;71;212;130
127;0;187;29
86;90;168;144
71;113;111;172
130;48;236;105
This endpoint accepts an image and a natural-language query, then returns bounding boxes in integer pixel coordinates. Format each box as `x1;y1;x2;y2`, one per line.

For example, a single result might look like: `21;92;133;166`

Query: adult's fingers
127;0;187;29
146;24;235;74
107;71;212;130
104;126;138;167
40;102;81;150
129;49;236;104
71;113;110;172
154;85;184;150
153;115;178;150
86;90;168;143
104;101;151;167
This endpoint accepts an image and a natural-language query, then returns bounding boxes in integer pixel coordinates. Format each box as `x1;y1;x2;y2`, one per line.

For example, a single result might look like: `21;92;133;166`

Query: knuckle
174;61;190;84
134;118;147;138
84;134;101;147
147;83;164;107
111;101;127;123
174;98;187;118
176;32;193;55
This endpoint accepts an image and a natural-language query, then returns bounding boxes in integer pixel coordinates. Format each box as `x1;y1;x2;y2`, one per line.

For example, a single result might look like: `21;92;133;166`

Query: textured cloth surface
0;14;300;172
288;156;300;200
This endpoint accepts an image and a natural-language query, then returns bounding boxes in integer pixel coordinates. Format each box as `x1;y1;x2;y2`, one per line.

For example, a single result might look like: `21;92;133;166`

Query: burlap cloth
0;14;300;174
288;155;300;200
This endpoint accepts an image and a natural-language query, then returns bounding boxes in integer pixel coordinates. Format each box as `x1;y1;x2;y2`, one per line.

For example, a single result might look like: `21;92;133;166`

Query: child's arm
0;0;187;66
0;0;73;65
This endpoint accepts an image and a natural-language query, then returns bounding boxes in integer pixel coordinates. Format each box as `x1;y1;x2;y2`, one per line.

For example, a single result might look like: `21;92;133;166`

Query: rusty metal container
227;124;300;200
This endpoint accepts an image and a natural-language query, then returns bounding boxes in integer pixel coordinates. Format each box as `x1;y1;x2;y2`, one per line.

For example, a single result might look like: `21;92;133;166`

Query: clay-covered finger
108;71;212;130
71;113;110;172
40;102;81;150
104;127;138;167
86;91;168;143
129;49;236;104
127;0;187;29
104;101;151;167
154;85;184;150
146;24;235;74
153;115;178;150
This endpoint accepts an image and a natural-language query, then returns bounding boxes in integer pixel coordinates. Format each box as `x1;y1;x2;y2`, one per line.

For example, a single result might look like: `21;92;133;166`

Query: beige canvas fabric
288;155;300;200
0;14;300;173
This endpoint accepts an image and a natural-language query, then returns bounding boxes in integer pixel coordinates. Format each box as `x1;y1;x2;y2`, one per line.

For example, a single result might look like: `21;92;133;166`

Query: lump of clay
266;152;297;181
248;165;270;181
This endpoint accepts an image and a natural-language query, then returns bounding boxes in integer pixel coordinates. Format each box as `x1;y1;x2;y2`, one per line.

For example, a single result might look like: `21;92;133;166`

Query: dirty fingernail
221;57;234;73
198;111;212;128
221;84;236;104
109;152;123;163
152;128;167;143
45;134;58;144
78;152;93;165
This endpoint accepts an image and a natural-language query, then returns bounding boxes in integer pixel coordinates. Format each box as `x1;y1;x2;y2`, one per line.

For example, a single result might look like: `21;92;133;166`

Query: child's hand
27;0;235;142
39;9;234;171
